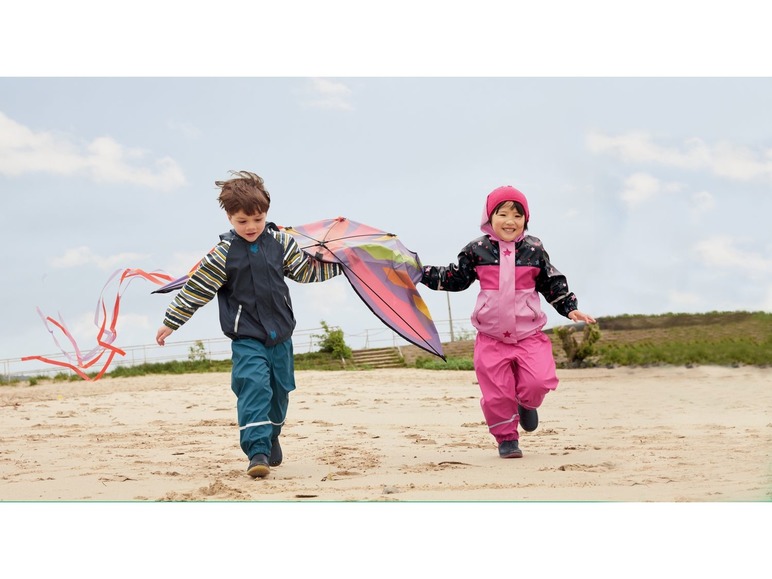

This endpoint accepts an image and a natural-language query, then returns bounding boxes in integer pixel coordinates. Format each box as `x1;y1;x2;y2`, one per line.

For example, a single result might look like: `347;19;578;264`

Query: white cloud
50;246;149;270
690;190;715;212
298;78;354;111
710;141;772;181
587;130;772;183
619;171;682;208
587;131;708;168
0;111;186;190
692;235;772;279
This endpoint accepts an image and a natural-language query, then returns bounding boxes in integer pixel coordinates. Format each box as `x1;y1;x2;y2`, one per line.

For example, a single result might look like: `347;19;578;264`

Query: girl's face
229;210;267;242
490;202;526;242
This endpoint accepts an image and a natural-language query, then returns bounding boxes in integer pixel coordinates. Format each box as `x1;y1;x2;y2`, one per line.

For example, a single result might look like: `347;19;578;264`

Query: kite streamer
22;268;176;381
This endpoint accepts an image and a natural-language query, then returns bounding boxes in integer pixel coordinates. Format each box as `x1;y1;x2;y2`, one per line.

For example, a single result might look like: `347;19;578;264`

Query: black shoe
518;404;539;432
269;436;283;467
498;439;523;458
247;453;270;478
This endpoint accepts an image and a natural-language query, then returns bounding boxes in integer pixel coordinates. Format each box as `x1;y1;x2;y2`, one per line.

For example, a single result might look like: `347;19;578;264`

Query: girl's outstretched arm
568;310;596;324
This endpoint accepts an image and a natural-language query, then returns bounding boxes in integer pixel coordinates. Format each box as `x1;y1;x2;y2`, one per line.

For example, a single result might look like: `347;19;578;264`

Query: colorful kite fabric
22;268;176;381
150;259;202;294
283;217;445;359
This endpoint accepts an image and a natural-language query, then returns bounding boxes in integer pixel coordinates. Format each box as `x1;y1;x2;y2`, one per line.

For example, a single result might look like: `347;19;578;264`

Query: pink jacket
421;189;578;344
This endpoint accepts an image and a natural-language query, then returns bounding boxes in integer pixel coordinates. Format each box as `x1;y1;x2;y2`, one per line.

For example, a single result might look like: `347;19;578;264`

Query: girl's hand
568;310;596;324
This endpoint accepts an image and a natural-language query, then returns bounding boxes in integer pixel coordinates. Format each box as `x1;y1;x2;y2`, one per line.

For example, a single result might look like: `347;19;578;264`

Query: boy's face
490;201;525;242
229;210;267;243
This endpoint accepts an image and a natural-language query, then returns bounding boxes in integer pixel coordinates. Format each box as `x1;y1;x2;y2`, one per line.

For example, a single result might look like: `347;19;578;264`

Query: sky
2;1;769;573
2;75;771;372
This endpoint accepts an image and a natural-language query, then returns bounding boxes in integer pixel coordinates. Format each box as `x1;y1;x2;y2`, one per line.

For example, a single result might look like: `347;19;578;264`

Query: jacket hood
480;185;530;241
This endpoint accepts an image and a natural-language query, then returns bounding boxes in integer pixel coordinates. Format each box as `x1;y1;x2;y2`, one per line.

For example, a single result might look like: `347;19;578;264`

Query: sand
1;365;770;502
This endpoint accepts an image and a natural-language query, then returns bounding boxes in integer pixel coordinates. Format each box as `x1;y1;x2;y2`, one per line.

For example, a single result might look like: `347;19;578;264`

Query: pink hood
480;185;530;241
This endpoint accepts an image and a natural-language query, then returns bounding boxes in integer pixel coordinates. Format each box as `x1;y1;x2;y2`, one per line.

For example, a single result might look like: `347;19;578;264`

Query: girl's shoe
498;439;523;458
518;404;539;432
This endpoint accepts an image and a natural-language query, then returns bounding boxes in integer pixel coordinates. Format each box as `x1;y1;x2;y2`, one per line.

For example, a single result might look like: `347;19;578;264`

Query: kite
24;217;444;381
22;268;176;381
154;217;445;359
283;217;444;360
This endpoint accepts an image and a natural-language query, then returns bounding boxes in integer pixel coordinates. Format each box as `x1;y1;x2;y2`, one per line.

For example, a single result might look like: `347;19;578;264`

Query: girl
421;185;595;458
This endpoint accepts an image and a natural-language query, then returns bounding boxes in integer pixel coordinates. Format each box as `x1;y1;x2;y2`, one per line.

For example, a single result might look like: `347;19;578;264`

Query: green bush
188;340;209;362
554;323;601;367
313;321;353;360
294;350;352;371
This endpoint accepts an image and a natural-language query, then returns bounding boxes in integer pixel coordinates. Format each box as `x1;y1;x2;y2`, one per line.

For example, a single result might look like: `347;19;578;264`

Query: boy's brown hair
216;171;271;216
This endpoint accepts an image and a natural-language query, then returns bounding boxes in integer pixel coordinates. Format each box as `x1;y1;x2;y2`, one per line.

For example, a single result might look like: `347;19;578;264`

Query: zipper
234;304;242;333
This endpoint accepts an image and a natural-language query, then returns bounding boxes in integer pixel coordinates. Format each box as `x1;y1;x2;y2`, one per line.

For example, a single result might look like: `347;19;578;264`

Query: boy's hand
156;325;174;346
568;310;596;324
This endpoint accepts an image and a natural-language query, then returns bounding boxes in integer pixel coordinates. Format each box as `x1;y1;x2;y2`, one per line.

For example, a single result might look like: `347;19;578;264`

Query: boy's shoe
498;439;523;458
247;454;270;478
269;436;283;467
518;404;539;432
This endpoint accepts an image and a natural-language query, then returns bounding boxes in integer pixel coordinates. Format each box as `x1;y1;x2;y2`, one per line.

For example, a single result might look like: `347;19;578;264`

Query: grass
4;311;770;385
414;311;772;370
109;359;233;377
415;356;474;371
587;310;772;368
596;337;772;366
2;350;351;386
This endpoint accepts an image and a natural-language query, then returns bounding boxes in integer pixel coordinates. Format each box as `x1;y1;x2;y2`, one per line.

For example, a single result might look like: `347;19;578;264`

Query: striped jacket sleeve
275;231;343;283
163;240;230;330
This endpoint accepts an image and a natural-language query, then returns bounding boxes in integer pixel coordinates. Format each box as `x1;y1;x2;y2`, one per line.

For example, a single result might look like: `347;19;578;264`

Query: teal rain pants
230;337;296;460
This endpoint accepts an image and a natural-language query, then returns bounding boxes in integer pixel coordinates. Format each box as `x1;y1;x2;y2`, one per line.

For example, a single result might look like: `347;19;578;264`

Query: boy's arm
281;233;343;283
161;241;229;331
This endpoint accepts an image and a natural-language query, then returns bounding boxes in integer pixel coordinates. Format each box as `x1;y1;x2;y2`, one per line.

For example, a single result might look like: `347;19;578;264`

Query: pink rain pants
473;331;559;443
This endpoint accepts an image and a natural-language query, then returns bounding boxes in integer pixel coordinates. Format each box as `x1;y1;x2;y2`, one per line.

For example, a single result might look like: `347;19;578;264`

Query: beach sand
1;365;770;502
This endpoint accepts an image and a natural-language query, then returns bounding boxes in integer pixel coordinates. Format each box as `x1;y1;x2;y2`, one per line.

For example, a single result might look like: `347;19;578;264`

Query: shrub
554;323;601;366
313;321;353;360
188;340;209;363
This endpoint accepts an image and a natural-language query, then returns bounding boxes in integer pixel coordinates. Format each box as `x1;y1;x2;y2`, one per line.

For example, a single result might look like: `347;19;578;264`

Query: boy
156;171;342;478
